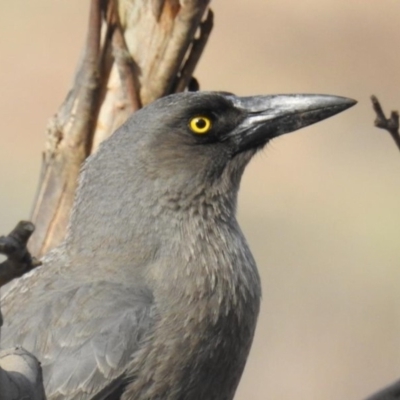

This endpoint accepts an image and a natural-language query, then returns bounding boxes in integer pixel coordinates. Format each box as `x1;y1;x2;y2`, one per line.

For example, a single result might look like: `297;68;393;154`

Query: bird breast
131;210;261;399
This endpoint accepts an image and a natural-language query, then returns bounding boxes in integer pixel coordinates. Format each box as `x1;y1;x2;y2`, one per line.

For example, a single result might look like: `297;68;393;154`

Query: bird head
125;91;356;195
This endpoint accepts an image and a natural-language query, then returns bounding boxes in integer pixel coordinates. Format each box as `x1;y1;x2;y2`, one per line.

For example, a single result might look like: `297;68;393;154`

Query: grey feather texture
0;91;356;399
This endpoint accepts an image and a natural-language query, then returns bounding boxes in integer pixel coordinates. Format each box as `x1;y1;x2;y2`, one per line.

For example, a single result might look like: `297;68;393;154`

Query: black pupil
196;118;207;129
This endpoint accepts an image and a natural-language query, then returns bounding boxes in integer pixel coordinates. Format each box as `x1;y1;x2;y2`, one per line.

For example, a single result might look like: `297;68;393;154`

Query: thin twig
371;95;400;152
84;0;102;71
174;8;214;93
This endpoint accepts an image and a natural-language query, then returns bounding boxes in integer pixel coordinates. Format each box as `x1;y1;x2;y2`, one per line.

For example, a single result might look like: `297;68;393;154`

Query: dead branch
29;0;105;257
173;8;214;93
371;95;400;152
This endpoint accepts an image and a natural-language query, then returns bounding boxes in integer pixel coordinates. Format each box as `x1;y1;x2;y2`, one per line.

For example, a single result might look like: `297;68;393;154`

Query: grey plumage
0;91;356;399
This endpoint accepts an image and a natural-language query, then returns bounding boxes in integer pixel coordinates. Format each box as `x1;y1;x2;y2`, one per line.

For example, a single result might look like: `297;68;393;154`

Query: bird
0;91;356;400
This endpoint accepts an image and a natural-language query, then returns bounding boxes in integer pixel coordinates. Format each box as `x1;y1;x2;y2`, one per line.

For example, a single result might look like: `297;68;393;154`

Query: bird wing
1;261;155;400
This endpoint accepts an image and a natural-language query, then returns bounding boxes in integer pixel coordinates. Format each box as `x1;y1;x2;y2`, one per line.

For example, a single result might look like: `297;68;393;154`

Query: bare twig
174;8;214;93
371;95;400;152
0;221;41;288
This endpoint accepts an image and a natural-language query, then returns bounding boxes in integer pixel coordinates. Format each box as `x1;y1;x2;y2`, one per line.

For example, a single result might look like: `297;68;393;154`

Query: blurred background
1;1;400;399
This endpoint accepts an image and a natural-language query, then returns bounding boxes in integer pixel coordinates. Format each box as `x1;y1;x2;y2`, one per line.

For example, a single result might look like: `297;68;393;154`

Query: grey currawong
1;91;356;399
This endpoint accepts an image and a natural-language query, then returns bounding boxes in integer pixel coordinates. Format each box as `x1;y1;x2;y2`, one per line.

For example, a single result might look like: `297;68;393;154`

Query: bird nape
1;91;356;400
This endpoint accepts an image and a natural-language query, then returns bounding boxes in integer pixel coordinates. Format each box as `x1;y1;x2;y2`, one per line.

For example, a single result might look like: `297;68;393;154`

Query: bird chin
230;146;260;169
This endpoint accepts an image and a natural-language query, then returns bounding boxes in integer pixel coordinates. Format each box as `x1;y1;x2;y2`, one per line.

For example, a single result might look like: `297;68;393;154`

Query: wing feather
1;255;155;400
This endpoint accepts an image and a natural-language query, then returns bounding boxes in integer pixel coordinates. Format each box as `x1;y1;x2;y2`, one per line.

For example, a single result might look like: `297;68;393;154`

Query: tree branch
174;8;214;93
29;0;105;257
371;95;400;152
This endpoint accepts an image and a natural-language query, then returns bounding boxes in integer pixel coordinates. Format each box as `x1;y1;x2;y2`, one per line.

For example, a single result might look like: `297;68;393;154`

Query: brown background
1;1;400;399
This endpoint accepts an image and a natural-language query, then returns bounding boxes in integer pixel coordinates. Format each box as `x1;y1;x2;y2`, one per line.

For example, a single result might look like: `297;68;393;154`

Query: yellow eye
189;116;212;134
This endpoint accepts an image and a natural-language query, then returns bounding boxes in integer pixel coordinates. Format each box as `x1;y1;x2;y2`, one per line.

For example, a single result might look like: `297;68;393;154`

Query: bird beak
227;94;357;152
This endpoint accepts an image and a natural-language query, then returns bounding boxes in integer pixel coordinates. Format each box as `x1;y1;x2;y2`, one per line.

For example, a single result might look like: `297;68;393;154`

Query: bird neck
63;138;258;303
64;164;237;270
143;175;261;319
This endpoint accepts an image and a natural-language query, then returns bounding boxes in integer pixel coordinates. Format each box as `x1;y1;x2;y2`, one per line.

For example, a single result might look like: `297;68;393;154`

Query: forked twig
371;95;400;152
